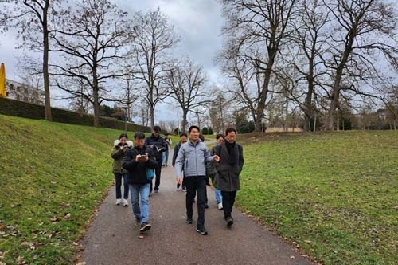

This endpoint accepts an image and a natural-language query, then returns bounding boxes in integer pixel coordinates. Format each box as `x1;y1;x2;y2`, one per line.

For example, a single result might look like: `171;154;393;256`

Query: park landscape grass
237;131;398;265
0;115;125;264
0;114;397;264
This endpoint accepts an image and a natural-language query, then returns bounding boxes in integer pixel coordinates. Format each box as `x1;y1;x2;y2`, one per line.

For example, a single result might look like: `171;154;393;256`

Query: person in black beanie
213;128;244;227
145;125;166;193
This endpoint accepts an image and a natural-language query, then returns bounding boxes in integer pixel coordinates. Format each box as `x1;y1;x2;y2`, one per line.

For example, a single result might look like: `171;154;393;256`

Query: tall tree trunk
182;110;188;133
92;68;100;127
304;58;315;131
43;0;52;121
328;76;342;131
254;67;272;132
150;104;155;129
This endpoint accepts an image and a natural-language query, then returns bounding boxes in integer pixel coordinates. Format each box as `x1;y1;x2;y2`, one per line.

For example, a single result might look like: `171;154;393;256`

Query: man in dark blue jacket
123;132;158;232
145;125;166;193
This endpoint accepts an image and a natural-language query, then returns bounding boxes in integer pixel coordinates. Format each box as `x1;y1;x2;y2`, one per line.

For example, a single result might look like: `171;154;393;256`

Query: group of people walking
111;125;244;236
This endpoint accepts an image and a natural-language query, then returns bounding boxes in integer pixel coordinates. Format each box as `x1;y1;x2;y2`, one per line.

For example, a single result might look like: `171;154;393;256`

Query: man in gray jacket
175;125;219;235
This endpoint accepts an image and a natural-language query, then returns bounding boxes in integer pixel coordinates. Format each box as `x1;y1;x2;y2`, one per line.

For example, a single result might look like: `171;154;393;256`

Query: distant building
6;79;45;105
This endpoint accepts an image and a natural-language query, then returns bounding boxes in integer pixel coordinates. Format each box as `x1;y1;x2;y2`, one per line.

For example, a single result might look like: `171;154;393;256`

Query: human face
153;131;160;137
225;131;236;144
217;137;224;145
119;136;127;145
134;138;145;148
189;128;200;142
180;136;187;144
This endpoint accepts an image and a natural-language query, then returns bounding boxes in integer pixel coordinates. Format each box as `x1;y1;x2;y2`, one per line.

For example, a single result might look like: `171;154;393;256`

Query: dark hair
134;132;146;139
180;132;187;137
188;125;200;133
199;134;205;141
225;128;237;136
216;133;224;140
119;133;128;139
153;125;161;133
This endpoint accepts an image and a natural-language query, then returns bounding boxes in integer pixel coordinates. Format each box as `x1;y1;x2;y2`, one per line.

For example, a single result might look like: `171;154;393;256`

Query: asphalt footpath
79;152;315;265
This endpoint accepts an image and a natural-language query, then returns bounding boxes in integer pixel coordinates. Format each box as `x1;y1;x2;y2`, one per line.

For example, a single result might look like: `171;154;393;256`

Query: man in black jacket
213;128;244;228
145;125;167;193
123;132;158;232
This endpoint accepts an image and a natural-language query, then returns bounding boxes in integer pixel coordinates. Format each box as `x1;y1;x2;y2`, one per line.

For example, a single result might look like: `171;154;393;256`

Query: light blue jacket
175;139;214;177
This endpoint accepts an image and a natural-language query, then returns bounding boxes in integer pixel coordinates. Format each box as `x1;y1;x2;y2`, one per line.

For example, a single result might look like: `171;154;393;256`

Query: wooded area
1;0;397;132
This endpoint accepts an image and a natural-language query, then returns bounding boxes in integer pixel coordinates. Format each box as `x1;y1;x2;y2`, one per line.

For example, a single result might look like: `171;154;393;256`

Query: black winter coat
123;145;158;185
213;142;244;191
145;134;166;160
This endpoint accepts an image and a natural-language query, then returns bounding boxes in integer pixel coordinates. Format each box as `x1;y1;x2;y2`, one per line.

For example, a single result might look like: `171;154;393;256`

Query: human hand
176;177;183;184
137;154;148;162
213;155;220;162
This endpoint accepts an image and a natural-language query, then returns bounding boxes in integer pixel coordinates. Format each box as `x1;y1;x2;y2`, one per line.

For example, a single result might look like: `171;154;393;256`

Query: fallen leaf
50;217;59;222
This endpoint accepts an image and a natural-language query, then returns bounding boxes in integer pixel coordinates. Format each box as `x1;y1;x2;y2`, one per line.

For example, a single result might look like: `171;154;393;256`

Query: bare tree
321;0;398;130
209;90;234;134
129;8;179;129
219;0;298;132
165;58;208;132
51;0;134;127
1;0;64;120
381;85;398;130
287;0;330;131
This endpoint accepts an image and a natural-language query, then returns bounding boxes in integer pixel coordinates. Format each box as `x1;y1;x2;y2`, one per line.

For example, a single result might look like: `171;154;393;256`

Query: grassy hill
1;114;397;264
237;130;398;265
0;115;131;264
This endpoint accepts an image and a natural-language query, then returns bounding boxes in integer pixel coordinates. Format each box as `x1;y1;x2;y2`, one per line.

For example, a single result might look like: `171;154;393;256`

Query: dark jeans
221;191;237;219
114;173;129;199
184;176;206;226
150;158;162;191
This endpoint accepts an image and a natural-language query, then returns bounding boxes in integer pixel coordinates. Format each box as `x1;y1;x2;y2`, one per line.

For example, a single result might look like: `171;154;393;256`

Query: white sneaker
217;203;223;210
115;198;122;205
122;198;128;207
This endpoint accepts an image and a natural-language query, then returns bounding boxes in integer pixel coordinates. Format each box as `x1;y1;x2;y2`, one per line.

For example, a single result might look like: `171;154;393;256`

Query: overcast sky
1;0;225;124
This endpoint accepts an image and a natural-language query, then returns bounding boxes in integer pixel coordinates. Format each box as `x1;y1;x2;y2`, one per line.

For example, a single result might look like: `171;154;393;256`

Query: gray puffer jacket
175;139;213;177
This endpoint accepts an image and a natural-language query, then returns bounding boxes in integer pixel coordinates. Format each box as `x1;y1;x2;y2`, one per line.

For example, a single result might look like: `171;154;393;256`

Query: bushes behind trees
0;97;150;132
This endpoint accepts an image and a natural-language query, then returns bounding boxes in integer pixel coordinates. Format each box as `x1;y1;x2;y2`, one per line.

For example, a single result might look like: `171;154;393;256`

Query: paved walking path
80;153;314;265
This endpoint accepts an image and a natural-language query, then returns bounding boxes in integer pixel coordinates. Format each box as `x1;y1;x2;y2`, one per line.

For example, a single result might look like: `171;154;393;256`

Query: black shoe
226;217;234;227
154;189;159;193
196;226;208;235
186;217;193;224
140;222;151;232
135;217;141;226
205;203;209;209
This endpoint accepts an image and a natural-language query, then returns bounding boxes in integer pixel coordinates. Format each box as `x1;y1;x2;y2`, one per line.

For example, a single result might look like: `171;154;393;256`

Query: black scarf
225;141;237;165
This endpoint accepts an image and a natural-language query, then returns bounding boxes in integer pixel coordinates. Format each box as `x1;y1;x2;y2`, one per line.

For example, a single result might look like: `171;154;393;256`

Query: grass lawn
1;114;396;264
0;115;131;264
237;131;398;265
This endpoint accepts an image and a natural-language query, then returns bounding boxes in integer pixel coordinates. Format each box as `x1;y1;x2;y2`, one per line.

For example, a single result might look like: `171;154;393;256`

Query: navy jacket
123;145;158;185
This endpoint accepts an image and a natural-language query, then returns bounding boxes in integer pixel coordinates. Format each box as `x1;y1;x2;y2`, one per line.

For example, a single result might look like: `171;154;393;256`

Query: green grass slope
0;115;126;264
238;131;398;265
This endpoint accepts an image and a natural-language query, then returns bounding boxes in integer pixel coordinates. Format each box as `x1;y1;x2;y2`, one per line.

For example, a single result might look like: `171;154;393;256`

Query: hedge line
0;97;150;133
